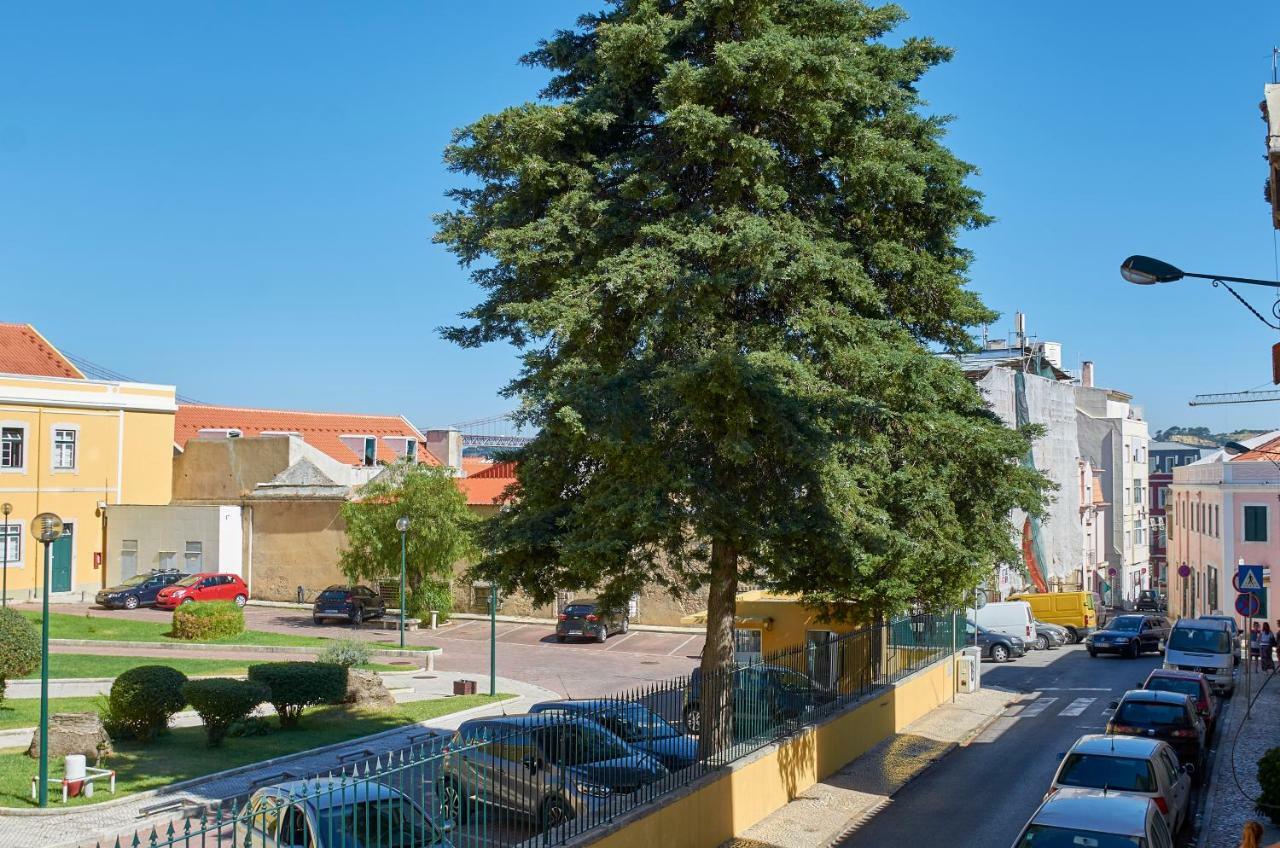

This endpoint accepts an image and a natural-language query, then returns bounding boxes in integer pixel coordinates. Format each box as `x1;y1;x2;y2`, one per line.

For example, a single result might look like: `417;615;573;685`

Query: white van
973;601;1036;645
1164;618;1235;695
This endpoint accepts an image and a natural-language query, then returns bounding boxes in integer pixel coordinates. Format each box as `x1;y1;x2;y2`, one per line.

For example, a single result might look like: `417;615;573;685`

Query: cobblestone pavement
1199;669;1280;847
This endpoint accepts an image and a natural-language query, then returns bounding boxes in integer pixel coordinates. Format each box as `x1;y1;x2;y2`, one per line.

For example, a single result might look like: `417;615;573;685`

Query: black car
312;585;386;625
95;570;184;610
1135;590;1165;612
1085;614;1170;659
528;699;697;771
1107;689;1208;780
555;599;628;643
964;619;1026;663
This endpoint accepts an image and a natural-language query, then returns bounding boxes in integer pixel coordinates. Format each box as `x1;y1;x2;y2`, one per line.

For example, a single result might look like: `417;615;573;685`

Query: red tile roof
0;324;83;379
175;404;438;467
1232;435;1280;464
468;460;517;479
461;457;494;477
457;474;518;506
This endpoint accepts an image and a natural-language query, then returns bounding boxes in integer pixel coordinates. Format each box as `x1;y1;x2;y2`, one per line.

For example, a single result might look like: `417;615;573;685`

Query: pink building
1168;431;1280;622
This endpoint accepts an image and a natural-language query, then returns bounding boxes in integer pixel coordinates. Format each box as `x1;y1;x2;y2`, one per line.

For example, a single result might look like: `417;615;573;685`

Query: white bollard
64;755;86;782
426;651;436;672
430;610;438;630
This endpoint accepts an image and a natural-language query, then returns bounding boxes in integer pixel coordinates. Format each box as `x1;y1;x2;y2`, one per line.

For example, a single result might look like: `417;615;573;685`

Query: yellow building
681;590;865;657
0;324;175;600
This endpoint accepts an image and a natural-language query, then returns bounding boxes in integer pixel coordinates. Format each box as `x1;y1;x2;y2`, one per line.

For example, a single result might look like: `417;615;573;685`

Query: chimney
424;429;464;474
1081;361;1094;388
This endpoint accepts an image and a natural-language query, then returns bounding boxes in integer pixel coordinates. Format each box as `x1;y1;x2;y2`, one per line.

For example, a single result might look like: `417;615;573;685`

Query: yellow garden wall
583;654;956;848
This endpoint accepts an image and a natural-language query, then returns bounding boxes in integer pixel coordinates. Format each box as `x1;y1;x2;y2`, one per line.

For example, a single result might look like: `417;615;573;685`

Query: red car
155;572;249;609
1142;668;1217;734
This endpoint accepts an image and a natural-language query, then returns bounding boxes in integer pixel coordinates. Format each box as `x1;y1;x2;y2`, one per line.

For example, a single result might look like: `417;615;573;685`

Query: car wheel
1035;635;1049;651
1126;642;1139;660
596;628;607;643
683;703;701;735
1064;627;1079;644
233;594;247;608
539;796;573;830
352;607;364;627
123;596;139;610
991;643;1009;663
438;779;468;824
181;597;195;605
621;618;630;634
313;616;324;625
1088;648;1098;658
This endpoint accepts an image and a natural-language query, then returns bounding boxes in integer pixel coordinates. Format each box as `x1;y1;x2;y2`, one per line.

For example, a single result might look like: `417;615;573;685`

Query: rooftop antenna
1273;47;1278;84
1014;312;1027;350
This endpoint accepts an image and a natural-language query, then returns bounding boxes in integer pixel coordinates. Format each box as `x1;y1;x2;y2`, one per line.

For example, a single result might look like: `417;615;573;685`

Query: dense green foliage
316;639;372;668
340;461;478;608
171;601;245;641
247;662;347;729
0;608;40;707
1258;747;1280;825
182;678;269;747
409;579;453;623
437;0;1049;752
105;666;189;741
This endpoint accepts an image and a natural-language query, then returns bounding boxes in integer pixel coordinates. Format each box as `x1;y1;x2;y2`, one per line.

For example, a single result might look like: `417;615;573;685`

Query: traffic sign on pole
1237;592;1263;617
1235;564;1268;618
1238;564;1265;592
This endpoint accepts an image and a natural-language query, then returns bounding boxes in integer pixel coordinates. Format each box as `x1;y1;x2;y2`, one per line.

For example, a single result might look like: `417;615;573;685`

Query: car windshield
1057;754;1157;792
1168;628;1231;653
1115;701;1188;728
540;722;632;765
1016;825;1141;847
319;589;350;600
604;704;680;741
1139;591;1156;600
173;575;200;588
1110;617;1143;632
117;575;149;588
316;797;446;847
563;605;596;617
1145;678;1200;700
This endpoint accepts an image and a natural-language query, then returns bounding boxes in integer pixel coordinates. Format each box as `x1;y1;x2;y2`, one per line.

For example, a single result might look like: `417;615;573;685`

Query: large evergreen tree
437;0;1048;753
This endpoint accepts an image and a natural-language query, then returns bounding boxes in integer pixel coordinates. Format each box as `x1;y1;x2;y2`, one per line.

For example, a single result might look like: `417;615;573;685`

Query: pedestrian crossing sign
1237;564;1265;593
1236;564;1267;618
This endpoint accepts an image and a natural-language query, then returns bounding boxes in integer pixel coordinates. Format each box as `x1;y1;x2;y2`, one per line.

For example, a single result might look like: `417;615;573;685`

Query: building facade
1148;441;1208;595
0;324;176;600
1168;432;1280;622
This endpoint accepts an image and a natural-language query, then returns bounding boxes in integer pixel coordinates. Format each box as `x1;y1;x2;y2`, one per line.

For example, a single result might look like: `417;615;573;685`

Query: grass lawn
0;696;104;730
17;654;410;680
0;694;511;807
21;611;434;652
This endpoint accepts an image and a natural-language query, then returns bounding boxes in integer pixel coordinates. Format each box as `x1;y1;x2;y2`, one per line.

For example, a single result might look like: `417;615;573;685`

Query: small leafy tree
0;608;40;707
340;461;478;614
1258;747;1280;825
247;662;347;729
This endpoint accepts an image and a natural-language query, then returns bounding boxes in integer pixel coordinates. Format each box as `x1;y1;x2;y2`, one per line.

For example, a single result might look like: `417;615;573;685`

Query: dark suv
555;599;628;643
312;585;386;625
1135;590;1165;612
95;570;184;610
1107;689;1207;781
1085;615;1170;658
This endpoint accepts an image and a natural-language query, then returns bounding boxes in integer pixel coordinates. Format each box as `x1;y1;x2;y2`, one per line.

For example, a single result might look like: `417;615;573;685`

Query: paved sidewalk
725;686;1018;848
0;671;556;848
1199;671;1280;848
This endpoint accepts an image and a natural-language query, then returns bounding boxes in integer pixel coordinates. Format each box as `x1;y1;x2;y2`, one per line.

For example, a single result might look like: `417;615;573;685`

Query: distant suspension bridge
444;413;535;450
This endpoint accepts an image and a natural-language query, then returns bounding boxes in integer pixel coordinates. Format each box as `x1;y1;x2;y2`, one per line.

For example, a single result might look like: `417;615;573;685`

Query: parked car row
95;569;251;610
1010;656;1226;846
1085;612;1240;698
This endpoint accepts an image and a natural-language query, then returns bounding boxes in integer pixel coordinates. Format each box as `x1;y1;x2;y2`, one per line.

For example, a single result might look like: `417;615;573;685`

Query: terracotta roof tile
461;457;494;476
469;461;517;479
1232;434;1280;463
0;324;83;379
175;404;438;467
457;475;518;506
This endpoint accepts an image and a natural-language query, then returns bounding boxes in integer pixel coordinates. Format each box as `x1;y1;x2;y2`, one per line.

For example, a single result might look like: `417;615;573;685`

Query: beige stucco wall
172;438;295;501
247;498;347;601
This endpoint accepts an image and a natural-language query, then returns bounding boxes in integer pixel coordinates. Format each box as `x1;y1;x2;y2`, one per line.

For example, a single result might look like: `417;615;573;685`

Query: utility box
453;679;477;696
957;647;981;694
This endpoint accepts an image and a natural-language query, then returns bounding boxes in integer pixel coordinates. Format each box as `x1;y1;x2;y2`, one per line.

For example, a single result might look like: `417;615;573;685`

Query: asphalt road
836;644;1208;848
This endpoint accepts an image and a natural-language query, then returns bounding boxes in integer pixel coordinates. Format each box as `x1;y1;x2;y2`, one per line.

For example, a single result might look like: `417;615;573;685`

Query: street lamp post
1120;256;1280;289
2;502;12;610
395;516;409;650
30;512;62;808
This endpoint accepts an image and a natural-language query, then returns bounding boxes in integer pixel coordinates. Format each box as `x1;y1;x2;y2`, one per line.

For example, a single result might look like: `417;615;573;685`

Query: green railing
94;611;957;848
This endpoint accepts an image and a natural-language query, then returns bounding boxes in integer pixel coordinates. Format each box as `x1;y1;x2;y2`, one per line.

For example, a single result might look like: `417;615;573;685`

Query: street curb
0;694;523;819
49;638;440;660
1196;693;1239;848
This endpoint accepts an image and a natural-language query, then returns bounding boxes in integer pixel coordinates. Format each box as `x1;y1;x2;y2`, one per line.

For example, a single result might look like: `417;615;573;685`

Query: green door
50;523;72;593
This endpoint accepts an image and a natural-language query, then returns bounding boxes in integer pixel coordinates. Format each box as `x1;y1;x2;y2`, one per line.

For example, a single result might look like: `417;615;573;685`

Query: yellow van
1006;591;1101;643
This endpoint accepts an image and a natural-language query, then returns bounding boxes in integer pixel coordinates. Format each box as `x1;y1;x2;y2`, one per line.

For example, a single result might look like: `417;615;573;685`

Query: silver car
1047;735;1192;834
1012;789;1173;848
235;780;453;848
437;714;667;830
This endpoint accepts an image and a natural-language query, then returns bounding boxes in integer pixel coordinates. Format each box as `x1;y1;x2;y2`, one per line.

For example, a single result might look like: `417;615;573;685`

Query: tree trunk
698;538;738;761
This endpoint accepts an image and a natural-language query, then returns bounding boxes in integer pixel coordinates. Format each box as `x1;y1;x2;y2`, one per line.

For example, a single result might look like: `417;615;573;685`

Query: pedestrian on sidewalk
1240;820;1280;848
1263;624;1277;673
1251;623;1263;672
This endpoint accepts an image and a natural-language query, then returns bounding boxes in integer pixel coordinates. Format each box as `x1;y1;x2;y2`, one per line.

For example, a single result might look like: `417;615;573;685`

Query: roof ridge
178;402;412;422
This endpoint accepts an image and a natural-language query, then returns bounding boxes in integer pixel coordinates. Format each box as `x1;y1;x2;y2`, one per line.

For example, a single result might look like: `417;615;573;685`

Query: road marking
1058;697;1096;717
667;635;698;656
603;631;639;651
1036;687;1111;692
498;624;528;637
1019;697;1059;718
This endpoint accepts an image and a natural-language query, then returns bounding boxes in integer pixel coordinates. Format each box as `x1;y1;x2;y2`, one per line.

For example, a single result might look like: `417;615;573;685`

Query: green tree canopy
436;0;1048;751
339;462;478;612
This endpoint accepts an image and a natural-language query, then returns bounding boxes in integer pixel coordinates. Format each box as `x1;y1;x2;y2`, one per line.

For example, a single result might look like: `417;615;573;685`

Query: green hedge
248;662;347;729
105;665;188;741
183;678;268;747
410;579;453;623
0;608;40;707
172;601;245;641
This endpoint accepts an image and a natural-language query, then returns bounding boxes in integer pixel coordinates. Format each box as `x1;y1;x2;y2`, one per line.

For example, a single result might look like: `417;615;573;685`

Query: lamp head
396;516;410;533
1;503;11;517
31;513;63;543
1120;255;1185;285
1223;440;1254;457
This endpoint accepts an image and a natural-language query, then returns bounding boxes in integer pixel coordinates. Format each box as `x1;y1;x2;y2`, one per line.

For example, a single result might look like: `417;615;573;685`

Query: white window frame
0;422;27;473
0;519;23;568
184;541;203;571
51;423;78;473
405;438;417;462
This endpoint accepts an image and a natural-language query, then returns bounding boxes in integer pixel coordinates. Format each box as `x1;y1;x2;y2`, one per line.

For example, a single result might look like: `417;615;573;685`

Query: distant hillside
1153;426;1270;447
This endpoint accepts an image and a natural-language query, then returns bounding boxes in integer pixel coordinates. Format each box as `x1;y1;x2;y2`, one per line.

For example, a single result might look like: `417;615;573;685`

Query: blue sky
2;2;1279;434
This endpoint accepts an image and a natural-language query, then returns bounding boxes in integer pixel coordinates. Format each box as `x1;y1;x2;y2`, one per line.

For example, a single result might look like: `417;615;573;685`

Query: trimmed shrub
410;579;453;623
248;662;347;729
1257;747;1280;825
105;665;188;741
0;608;40;707
183;678;268;748
317;639;371;668
172;601;245;641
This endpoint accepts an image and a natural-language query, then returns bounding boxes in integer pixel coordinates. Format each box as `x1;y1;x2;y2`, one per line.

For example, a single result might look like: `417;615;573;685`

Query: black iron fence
95;612;957;848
